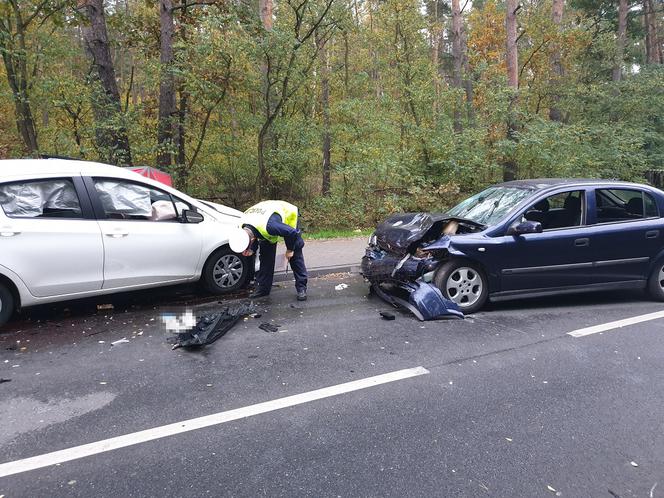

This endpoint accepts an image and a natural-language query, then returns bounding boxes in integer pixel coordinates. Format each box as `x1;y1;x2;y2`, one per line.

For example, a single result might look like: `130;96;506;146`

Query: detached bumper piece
362;247;463;321
372;281;463;321
171;303;256;349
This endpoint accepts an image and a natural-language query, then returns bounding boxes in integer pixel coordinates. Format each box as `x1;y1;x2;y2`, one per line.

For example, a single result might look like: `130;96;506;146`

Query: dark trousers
256;240;308;293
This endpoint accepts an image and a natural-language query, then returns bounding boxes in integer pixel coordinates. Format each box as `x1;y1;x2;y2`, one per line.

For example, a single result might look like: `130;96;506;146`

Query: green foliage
0;0;662;229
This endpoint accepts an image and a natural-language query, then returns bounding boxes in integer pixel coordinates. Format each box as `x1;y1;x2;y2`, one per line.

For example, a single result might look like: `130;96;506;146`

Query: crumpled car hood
374;212;481;254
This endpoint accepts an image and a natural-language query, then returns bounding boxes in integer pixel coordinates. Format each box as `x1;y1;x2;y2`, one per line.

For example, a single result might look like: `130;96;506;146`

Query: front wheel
0;283;15;327
202;247;249;294
433;260;488;314
647;260;664;301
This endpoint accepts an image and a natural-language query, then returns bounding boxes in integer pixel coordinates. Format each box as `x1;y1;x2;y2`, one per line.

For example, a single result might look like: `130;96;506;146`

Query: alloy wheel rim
446;267;483;307
659;265;664;291
213;254;243;288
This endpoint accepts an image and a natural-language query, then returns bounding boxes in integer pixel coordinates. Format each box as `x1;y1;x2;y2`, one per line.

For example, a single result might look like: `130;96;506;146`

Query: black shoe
296;290;307;301
250;289;270;298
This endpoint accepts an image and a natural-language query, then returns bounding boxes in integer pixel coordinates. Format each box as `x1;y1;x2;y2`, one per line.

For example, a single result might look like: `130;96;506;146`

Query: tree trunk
549;0;564;121
613;0;628;81
80;0;132;165
317;32;331;196
451;0;464;132
644;0;662;64
0;2;39;154
462;26;475;127
176;87;189;187
504;0;519;181
157;0;176;168
257;0;273;196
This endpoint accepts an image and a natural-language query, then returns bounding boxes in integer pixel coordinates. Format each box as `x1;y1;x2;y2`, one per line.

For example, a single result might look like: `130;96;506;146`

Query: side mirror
507;220;542;236
181;209;204;224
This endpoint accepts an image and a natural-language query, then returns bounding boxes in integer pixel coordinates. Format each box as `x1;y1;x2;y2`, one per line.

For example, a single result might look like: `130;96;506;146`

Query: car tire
202;247;249;294
433;259;488;314
0;282;14;327
647;259;664;301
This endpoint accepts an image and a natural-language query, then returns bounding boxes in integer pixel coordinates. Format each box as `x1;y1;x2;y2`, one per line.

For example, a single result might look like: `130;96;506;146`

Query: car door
88;177;204;289
0;175;104;297
493;189;595;292
586;187;662;283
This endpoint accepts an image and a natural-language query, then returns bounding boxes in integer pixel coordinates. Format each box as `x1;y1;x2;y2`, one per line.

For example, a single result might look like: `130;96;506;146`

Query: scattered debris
505;437;512;442
170;303;256;349
249;313;262;319
68;480;77;485
546;485;558;494
630;461;639;467
111;338;129;346
99;381;107;385
97;304;114;310
259;323;281;333
650;482;658;498
0;378;11;384
335;283;349;291
380;311;396;321
371;281;463;321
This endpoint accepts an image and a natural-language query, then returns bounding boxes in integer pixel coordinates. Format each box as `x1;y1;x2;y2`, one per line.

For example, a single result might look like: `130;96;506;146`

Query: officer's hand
285;250;294;261
242;249;254;257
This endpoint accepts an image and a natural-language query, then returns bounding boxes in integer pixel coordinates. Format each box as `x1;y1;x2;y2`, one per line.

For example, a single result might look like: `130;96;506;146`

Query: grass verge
303;228;373;240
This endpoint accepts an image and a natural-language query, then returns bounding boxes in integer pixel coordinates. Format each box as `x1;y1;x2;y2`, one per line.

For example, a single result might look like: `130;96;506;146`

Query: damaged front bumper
361;245;463;320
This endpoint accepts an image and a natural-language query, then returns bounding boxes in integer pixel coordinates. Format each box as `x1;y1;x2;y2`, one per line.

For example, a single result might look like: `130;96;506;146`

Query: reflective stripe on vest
241;200;298;244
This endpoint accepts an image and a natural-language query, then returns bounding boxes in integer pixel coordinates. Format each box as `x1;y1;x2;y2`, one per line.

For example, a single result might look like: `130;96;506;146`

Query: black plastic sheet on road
169;303;256;349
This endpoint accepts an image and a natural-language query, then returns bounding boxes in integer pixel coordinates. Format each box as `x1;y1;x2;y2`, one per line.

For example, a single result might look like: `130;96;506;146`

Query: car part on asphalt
371;281;463;321
259;322;280;333
170;303;256;349
202;246;249;294
379;311;396;320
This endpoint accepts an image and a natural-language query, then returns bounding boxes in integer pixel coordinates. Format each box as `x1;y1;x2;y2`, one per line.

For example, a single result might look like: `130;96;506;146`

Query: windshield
446;186;532;225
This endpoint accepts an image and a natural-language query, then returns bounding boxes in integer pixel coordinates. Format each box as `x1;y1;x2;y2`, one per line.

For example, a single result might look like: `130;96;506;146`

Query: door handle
0;228;20;237
105;231;128;238
646;230;659;239
574;238;589;247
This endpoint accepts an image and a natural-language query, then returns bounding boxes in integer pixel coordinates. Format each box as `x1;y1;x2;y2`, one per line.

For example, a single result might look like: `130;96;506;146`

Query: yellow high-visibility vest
241;200;298;244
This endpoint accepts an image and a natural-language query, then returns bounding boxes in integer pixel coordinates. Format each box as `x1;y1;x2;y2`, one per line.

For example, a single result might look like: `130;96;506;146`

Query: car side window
595;188;659;223
521;190;584;230
93;179;191;222
0;178;83;219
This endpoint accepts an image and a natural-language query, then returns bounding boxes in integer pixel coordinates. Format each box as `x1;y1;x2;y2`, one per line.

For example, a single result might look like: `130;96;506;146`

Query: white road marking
567;310;664;338
0;366;429;478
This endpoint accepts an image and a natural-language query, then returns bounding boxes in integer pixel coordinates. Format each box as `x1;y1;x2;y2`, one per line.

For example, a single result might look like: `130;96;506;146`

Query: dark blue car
361;179;664;314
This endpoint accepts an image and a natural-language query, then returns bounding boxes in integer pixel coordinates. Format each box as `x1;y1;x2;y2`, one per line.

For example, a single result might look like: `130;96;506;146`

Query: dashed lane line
567;310;664;338
0;366;429;478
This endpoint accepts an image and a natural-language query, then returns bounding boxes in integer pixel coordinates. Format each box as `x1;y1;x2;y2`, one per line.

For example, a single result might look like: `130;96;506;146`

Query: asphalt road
1;275;664;497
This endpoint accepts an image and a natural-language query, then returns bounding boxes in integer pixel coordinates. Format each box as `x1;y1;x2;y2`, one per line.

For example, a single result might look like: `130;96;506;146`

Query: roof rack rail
38;154;84;161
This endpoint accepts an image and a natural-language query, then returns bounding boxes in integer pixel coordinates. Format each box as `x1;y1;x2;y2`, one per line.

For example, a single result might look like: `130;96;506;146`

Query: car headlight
368;232;377;246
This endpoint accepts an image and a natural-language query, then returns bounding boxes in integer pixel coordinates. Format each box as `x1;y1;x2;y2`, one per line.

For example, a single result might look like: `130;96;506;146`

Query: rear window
0;178;82;219
595;188;659;223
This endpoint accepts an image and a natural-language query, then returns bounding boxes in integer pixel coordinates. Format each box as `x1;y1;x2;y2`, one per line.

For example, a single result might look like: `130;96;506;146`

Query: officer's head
229;226;258;256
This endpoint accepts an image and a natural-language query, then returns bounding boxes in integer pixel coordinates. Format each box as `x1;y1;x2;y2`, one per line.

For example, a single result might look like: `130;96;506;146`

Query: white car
0;158;252;326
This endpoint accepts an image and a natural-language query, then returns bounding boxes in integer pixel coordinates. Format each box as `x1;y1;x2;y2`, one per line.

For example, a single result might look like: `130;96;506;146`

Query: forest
1;0;663;229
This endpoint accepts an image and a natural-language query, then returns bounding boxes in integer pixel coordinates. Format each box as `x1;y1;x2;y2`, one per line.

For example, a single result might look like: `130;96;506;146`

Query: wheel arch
0;273;21;311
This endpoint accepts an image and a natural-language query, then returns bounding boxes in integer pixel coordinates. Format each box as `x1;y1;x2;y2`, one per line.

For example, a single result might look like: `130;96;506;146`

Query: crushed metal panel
372;281;463;321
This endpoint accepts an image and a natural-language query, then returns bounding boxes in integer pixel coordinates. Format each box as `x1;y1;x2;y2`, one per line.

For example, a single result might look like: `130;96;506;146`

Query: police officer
229;200;308;301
